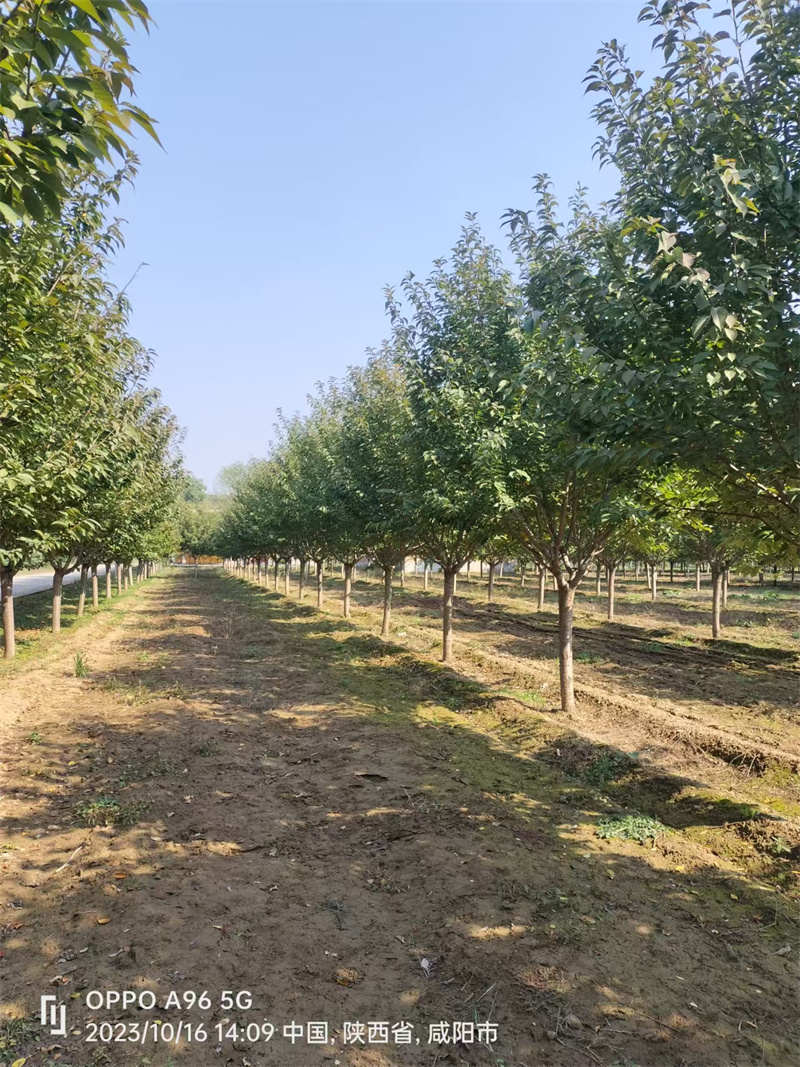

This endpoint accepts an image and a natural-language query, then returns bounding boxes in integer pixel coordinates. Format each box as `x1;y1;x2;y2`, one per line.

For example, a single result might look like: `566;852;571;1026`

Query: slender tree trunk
298;558;306;599
595;563;602;596
399;558;405;589
520;564;526;589
105;563;112;599
273;558;279;591
1;566;16;659
488;562;495;603
670;559;674;583
117;563;122;595
552;574;557;592
711;564;723;639
695;562;701;592
722;566;729;608
77;564;88;617
423;563;429;591
315;559;324;609
91;565;99;608
381;565;393;637
607;564;617;621
52;570;65;633
557;581;577;715
442;567;456;663
651;565;658;602
452;571;457;596
343;562;353;618
538;567;546;612
284;559;290;595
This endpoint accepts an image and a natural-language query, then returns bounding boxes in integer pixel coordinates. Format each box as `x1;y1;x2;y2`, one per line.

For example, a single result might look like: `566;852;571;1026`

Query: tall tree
388;220;518;662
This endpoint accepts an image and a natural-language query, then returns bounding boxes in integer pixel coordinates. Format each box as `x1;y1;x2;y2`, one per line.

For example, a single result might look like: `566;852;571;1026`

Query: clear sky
114;1;655;489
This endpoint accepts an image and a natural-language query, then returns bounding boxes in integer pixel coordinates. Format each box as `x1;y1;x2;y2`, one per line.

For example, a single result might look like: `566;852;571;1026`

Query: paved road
13;565;111;599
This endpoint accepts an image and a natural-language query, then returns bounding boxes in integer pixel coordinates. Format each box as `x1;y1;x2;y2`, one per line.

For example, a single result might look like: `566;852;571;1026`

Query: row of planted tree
0;3;183;658
211;0;799;715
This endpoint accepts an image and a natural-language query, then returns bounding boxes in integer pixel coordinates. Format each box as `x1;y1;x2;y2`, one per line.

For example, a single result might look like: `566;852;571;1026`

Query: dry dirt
1;568;798;1067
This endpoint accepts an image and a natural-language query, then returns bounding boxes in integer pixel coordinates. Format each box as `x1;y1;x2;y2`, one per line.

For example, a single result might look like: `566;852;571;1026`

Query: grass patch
498;687;546;708
26;728;43;744
74;795;147;827
583;751;633;788
596;813;668;846
575;651;605;664
74;650;90;677
0;1017;41;1064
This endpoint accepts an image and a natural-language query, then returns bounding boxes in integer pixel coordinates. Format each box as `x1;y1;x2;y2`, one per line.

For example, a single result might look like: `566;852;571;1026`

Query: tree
583;0;800;536
502;190;652;713
388;220;518;662
0;0;158;230
336;351;417;634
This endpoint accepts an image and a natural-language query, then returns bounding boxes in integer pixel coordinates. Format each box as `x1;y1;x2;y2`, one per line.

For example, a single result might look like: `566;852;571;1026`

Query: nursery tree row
216;0;798;715
0;0;182;657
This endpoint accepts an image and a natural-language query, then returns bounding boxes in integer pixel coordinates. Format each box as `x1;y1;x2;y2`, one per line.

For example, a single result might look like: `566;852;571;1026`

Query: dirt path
1;571;797;1066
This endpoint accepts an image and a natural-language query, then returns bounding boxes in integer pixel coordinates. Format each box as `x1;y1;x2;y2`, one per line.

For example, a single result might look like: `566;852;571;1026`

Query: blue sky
115;1;654;489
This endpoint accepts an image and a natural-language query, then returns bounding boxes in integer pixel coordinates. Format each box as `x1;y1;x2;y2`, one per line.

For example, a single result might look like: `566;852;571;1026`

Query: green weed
584;752;632;787
75;795;146;827
26;729;43;744
74;650;90;677
596;813;668;846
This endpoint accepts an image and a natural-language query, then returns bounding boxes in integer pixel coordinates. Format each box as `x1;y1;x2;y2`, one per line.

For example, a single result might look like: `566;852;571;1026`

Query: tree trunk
538;567;546;612
557;581;577;715
52;570;65;633
298;558;306;599
91;565;99;608
670;559;674;583
442;567;456;663
722;566;729;608
595;563;602;596
651;565;658;602
343;562;353;618
315;559;324;609
488;562;495;603
77;564;88;617
607;564;616;622
284;559;290;595
105;563;112;599
695;562;701;592
711;564;723;639
423;563;429;591
116;563;122;595
520;564;526;589
381;565;393;637
399;558;405;589
452;571;457;595
1;566;16;659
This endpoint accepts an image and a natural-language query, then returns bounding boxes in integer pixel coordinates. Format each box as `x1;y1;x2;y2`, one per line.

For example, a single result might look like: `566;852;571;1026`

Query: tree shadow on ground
1;570;797;1067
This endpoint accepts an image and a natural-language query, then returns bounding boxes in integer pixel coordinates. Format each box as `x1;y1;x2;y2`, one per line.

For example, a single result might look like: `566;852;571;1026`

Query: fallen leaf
96;917;111;925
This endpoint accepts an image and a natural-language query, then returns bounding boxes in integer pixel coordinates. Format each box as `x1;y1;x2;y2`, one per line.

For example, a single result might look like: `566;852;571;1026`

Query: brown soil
1;569;798;1067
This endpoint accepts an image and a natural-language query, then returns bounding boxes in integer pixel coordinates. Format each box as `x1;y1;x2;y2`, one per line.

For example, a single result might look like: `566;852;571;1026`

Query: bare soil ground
1;568;798;1067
